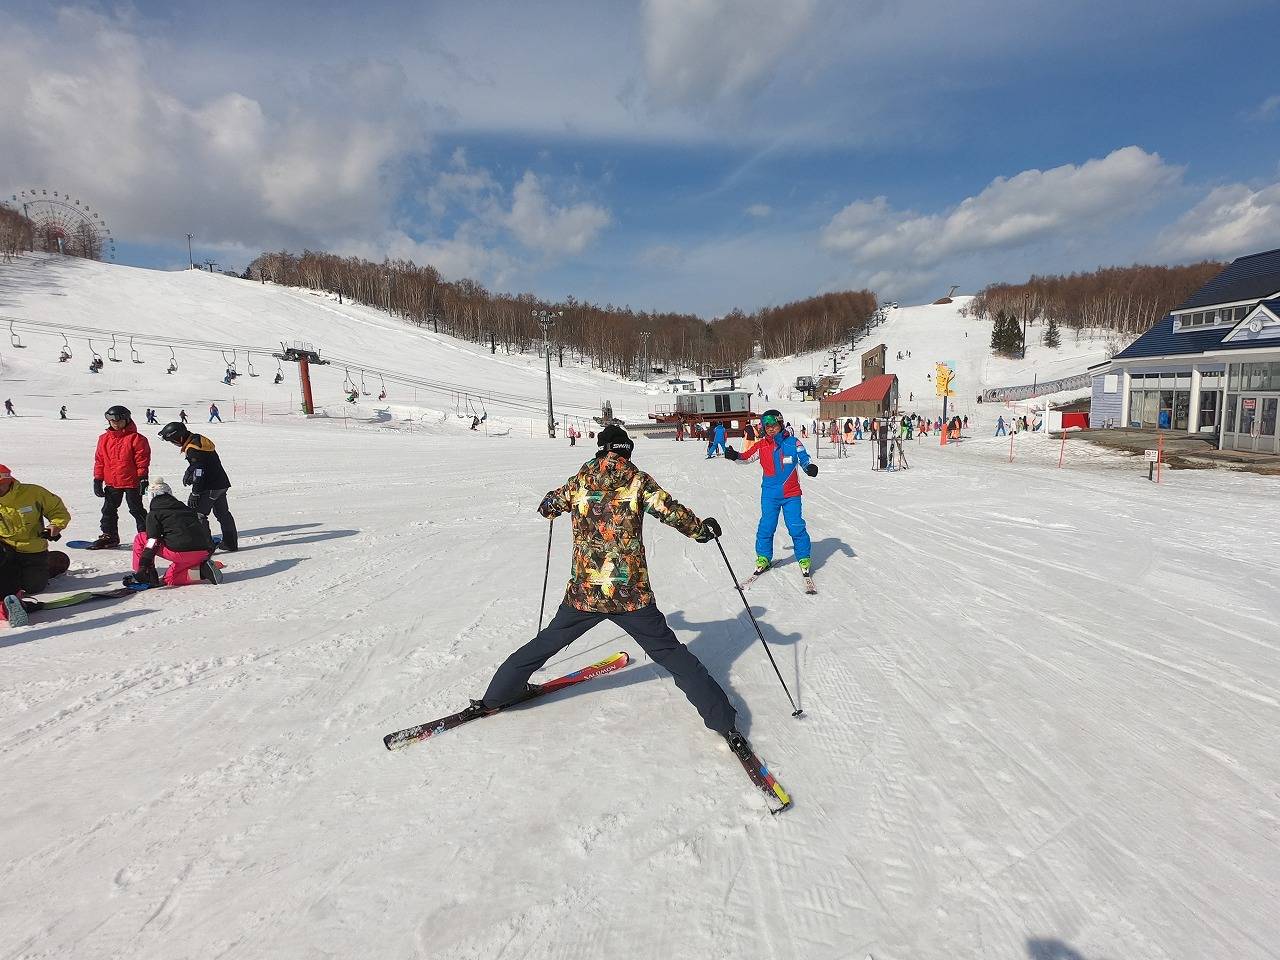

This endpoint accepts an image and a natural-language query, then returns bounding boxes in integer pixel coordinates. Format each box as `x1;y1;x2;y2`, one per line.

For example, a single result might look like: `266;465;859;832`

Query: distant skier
179;409;189;425
4;399;14;416
706;422;726;459
274;371;284;384
476;425;754;756
995;416;1007;436
59;406;68;420
90;406;150;549
1;464;72;624
470;415;480;431
725;409;817;577
124;480;220;588
158;422;238;552
208;403;222;423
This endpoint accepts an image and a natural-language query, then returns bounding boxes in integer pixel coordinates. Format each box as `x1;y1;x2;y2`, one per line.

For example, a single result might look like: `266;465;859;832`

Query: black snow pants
188;488;238;550
0;545;69;597
483;602;736;734
101;486;147;538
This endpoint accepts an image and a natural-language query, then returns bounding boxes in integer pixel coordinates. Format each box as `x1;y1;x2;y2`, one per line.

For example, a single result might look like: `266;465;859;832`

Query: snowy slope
3;259;1279;960
0;254;645;431
733;298;1108;428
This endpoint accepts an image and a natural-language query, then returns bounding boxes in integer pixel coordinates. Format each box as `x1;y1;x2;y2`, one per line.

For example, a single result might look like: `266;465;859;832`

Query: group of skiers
0;405;238;626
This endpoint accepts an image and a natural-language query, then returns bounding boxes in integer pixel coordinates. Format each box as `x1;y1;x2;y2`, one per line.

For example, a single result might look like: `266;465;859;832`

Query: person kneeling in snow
125;480;221;588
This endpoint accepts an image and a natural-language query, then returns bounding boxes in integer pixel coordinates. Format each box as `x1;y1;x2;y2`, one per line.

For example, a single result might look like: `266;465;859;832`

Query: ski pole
712;535;803;718
538;519;555;633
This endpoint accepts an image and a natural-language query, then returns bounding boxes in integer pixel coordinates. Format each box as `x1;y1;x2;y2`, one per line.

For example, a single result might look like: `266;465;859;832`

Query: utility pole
639;330;650;383
830;345;839;375
384;273;392;314
534;309;561;438
186;233;194;269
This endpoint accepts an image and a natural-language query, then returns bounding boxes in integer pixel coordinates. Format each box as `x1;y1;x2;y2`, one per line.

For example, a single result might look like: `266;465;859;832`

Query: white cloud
821;146;1182;289
1156;182;1280;261
642;0;817;109
0;9;427;251
1254;94;1280;120
504;173;611;256
745;203;773;218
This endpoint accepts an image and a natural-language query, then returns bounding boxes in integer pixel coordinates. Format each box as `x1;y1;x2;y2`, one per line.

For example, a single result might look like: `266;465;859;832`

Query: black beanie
596;424;634;459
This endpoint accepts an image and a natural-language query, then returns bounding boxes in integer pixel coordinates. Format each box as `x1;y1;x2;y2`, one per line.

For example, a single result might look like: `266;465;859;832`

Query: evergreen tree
1043;315;1061;348
991;310;1008;352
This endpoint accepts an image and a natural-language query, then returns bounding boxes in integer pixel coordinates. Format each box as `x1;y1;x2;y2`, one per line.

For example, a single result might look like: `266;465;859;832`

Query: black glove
694;517;722;543
93;478;105;498
138;478;149;496
724;446;740;461
804;463;818;477
42;526;62;542
537;495;561;520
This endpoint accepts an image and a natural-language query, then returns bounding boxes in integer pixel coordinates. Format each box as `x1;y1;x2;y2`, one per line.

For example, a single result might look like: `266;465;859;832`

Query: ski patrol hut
819;374;899;420
649;388;756;437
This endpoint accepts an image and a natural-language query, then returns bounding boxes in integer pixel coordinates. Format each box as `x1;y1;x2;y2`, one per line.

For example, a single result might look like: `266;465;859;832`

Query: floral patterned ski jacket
538;453;704;613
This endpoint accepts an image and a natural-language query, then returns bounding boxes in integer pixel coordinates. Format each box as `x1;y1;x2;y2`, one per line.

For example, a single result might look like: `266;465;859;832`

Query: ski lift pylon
9;320;25;349
129;336;143;364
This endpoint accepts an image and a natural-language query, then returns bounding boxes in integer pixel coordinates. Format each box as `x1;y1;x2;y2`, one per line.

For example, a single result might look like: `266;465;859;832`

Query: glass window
1236;306;1250;322
1175;373;1190;389
1140;392;1157;427
1262;398;1278;439
1225;394;1237;433
1174;392;1190;430
1249;364;1265;390
1229;366;1240;390
1240;398;1257;436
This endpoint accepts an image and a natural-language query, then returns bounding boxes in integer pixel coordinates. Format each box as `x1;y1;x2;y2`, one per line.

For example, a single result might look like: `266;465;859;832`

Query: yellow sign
935;362;955;398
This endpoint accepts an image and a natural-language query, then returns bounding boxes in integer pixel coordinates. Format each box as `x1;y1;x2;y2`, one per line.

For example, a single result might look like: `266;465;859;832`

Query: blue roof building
1089;248;1280;455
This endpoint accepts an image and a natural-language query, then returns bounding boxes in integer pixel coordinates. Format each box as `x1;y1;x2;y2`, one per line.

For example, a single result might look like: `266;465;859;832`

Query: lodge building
1089;247;1280;455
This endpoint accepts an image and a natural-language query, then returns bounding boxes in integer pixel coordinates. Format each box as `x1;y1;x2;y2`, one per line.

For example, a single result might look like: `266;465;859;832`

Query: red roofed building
819;373;898;420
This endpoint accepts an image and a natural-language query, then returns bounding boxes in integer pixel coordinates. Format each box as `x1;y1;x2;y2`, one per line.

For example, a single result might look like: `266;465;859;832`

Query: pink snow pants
131;532;209;586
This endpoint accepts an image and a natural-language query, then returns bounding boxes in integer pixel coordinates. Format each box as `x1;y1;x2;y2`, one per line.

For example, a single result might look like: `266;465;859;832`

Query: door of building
1230;395;1280;454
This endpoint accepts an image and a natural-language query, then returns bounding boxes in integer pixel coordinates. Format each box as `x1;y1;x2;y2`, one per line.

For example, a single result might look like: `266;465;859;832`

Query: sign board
1243;398;1257;410
1144;449;1160;462
935;361;956;398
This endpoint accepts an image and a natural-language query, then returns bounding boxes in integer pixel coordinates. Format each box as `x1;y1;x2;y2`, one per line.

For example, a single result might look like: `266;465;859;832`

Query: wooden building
819;374;898;420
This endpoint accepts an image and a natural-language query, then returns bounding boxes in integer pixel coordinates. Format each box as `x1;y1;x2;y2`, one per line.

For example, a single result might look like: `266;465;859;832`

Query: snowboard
66;540;128;550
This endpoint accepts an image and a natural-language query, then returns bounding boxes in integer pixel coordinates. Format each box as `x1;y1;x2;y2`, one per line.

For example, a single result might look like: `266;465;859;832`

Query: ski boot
87;533;121;550
3;593;31;627
798;558;812;574
754;556;771;575
198;557;224;584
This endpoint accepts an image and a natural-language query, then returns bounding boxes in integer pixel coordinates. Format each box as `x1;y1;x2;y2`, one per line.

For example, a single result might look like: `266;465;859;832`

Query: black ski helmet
158;421;189;443
596;424;634;459
104;405;131;422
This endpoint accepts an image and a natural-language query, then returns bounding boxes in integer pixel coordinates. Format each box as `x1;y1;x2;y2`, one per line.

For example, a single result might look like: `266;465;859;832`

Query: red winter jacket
94;421;151;488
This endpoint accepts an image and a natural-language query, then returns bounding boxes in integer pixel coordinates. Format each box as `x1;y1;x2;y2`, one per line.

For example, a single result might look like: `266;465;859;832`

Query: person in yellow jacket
0;464;72;612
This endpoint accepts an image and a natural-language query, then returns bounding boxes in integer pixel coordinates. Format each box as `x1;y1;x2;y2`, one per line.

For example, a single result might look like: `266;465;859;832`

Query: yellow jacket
0;481;71;553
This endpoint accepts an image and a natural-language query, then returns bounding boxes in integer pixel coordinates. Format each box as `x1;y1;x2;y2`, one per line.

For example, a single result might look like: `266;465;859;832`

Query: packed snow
2;257;1277;960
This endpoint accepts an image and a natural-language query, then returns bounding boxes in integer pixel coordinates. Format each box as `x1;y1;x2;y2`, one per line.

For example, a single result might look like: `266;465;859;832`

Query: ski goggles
760;414;781;427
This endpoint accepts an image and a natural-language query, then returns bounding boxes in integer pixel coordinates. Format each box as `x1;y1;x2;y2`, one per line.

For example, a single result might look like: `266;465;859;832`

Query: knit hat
0;464;12;480
150;479;172;498
596;424;634;459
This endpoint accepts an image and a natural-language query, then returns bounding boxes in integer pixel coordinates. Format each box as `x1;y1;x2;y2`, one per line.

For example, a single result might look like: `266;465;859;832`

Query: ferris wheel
8;188;115;261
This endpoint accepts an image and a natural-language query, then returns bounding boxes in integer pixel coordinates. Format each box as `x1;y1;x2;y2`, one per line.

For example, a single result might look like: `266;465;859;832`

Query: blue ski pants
483;602;736;734
756;492;810;563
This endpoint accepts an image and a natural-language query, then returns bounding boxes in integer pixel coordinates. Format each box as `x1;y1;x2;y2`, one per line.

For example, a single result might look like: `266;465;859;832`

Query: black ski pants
483;602;736;735
0;546;69;597
101;486;146;538
188;488;237;549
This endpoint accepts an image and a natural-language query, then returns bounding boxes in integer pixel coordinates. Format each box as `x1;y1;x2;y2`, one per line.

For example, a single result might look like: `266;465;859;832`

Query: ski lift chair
9;320;25;349
360;370;370;396
129;337;143;364
59;334;72;363
274;359;284;384
167;347;178;374
377;374;387;401
107;334;122;362
221;349;238;378
246;353;258;377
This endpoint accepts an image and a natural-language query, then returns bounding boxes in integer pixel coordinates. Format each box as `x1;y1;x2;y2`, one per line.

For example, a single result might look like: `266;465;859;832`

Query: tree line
246;249;878;377
968;261;1226;340
0;205;35;263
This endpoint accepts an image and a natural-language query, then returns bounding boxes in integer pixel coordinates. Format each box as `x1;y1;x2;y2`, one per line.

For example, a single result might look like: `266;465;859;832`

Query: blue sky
4;0;1279;316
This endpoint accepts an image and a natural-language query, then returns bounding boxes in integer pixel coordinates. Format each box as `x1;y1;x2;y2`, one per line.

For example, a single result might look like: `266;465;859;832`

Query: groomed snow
2;259;1278;960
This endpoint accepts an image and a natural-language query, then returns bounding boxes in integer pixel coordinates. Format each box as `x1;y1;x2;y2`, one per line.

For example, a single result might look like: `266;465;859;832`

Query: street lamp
534;309;561;438
186;233;194;269
639;330;650;383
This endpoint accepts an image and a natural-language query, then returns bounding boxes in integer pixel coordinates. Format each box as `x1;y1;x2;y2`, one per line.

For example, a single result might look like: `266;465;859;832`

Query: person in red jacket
90;405;151;549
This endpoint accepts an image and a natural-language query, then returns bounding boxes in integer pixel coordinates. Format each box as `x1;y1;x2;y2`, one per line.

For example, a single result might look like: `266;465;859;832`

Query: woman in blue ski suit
725;409;817;574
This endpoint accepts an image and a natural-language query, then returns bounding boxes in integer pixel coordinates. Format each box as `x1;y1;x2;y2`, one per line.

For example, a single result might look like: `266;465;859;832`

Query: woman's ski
383;651;631;750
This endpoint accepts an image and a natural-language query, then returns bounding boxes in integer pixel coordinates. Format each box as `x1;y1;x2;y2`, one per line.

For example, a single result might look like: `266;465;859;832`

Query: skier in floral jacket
481;424;744;742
